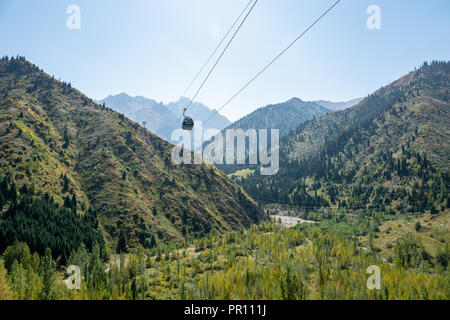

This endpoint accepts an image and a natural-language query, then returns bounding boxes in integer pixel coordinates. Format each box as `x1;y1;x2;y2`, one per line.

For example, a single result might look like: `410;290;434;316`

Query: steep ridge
220;97;331;138
0;56;266;250
239;61;450;216
203;98;332;175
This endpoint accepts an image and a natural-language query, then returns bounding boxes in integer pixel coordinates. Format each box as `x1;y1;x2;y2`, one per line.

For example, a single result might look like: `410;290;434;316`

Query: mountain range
237;61;449;216
218;97;333;138
202;97;361;174
1;56;448;259
98;93;361;148
0;56;448;301
97;93;231;143
0;56;265;252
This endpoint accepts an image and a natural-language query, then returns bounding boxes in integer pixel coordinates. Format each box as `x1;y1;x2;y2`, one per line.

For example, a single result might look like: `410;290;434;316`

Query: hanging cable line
178;0;255;102
204;0;342;125
178;0;259;127
184;0;258;113
167;0;255;119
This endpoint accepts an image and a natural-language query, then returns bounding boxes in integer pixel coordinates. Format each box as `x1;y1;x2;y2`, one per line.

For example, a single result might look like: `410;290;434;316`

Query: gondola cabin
182;108;194;130
182;116;194;130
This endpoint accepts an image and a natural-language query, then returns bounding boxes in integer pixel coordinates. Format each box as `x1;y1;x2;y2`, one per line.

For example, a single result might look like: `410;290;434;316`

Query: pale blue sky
1;0;449;121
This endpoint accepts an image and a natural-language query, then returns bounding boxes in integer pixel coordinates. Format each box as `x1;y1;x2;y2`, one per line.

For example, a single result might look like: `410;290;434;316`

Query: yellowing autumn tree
0;260;12;300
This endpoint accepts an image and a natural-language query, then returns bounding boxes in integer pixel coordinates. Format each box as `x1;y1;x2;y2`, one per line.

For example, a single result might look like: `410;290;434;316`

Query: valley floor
1;208;449;300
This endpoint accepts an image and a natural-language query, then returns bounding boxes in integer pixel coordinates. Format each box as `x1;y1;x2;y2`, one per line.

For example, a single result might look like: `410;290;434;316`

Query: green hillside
204;97;331;174
0;56;266;253
0;58;448;301
238;61;449;216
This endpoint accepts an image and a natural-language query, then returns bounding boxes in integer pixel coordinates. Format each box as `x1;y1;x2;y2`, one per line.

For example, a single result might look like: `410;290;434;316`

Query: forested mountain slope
0;56;265;255
239;61;450;216
203;98;332;175
220;97;331;138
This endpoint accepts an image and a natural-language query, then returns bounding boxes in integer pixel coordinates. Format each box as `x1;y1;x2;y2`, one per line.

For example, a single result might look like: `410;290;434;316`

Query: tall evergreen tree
39;248;56;300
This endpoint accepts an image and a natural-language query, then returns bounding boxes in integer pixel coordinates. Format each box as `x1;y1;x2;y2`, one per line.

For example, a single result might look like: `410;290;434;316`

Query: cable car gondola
182;108;194;130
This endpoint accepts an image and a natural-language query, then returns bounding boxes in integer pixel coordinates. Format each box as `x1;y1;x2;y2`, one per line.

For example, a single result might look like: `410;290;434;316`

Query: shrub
415;222;421;232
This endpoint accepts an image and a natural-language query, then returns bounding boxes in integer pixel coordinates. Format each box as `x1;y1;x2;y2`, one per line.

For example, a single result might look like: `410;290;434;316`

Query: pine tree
71;194;77;212
39;248;56;300
117;231;128;253
62;126;70;149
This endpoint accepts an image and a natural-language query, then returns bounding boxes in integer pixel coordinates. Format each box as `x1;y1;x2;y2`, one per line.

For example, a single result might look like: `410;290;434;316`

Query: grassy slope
286;62;449;172
361;211;450;260
0;57;266;248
